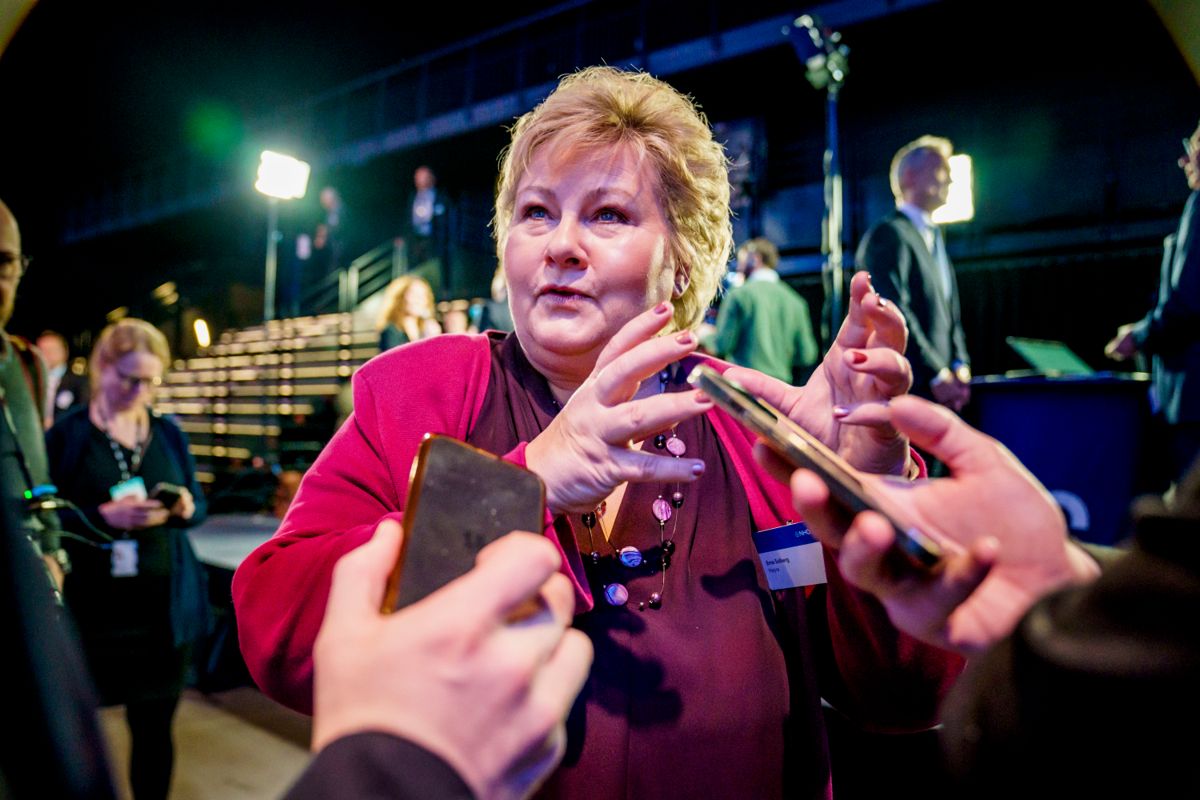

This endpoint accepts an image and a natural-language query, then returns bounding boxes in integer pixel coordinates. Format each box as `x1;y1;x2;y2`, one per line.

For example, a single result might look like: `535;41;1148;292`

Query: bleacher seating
156;313;376;487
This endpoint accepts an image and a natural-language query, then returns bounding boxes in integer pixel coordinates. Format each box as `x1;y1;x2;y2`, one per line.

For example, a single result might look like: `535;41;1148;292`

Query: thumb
886;395;993;475
324;518;404;622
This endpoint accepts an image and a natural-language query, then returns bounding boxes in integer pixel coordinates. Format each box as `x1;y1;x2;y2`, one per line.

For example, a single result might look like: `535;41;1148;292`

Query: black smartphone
149;481;185;510
687;365;943;571
382;434;548;612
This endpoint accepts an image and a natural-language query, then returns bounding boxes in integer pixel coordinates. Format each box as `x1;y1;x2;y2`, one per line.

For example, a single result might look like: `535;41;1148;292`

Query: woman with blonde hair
377;274;441;352
48;318;207;800
235;67;959;798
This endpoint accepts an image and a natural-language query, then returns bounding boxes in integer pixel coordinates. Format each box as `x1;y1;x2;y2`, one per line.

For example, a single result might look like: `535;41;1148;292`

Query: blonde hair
493;66;732;331
890;135;953;201
377;275;435;330
89;318;170;392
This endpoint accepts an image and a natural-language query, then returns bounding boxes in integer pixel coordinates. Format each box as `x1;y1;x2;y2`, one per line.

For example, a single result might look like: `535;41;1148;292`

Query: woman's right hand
524;302;712;515
99;497;170;530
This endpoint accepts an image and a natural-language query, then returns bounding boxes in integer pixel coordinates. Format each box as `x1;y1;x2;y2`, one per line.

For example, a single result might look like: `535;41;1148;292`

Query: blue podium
966;373;1150;546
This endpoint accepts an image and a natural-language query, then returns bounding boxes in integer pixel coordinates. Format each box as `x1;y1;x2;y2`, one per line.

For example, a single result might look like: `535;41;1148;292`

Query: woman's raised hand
727;271;914;476
524;301;712;514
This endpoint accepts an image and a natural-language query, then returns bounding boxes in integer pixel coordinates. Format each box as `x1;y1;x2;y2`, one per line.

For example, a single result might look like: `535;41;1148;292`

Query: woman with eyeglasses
47;318;208;800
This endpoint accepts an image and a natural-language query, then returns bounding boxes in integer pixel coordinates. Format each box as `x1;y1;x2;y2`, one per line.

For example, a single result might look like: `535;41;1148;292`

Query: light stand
789;15;850;343
255;151;311;322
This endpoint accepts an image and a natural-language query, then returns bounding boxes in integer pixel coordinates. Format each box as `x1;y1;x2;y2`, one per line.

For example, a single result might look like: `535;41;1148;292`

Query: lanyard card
111;539;139;578
753;521;826;590
110;476;147;502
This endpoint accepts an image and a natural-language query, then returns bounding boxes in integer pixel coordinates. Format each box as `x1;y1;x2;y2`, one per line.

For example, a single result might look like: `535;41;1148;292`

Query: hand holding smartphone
687;365;943;571
381;434;548;612
149;482;185;510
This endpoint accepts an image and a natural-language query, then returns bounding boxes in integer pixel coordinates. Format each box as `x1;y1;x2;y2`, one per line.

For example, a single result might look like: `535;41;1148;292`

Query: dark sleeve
283;732;475;800
45;413;109;537
161;416;207;529
1133;197;1200;355
861;223;950;382
949;267;970;368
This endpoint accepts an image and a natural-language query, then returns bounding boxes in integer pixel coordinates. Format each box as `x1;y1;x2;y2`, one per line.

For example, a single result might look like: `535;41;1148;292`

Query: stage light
255;151;310;200
255;150;310;321
194;318;212;349
932;154;975;224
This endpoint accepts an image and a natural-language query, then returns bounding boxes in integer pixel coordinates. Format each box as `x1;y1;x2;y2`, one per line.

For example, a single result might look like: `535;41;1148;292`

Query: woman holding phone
235;67;961;798
48;318;207;800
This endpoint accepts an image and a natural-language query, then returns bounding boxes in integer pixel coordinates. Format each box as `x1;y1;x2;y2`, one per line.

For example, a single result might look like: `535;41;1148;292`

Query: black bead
654;434;667;449
638;601;646;611
670;491;684;508
663;539;676;555
581;512;596;528
648;592;663;608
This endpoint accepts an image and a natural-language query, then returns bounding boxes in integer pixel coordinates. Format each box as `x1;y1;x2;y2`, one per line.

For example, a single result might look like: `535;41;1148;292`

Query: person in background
396;165;452;297
0;199;67;591
437;298;471;334
1107;119;1200;486
37;329;89;426
706;236;818;384
47;318;208;800
377;274;441;352
857;135;971;411
470;264;515;334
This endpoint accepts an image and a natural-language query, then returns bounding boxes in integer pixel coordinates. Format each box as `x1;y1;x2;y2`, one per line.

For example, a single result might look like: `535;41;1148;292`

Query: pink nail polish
691;462;704;476
654;302;670;315
675;330;695;346
833;406;850;418
849;351;867;364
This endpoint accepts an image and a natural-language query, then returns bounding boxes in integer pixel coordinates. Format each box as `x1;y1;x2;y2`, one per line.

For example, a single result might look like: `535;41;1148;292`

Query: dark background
0;0;1197;378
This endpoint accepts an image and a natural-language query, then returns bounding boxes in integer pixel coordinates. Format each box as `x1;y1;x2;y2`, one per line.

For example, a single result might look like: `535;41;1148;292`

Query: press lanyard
103;420;149;482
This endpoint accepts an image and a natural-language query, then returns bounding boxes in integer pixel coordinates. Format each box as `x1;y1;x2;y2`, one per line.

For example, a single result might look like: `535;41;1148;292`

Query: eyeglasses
115;369;163;389
0;253;31;277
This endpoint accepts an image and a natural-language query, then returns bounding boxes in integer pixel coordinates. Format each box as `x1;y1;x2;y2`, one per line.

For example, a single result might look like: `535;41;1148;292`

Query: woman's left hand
726;271;913;476
170;487;196;521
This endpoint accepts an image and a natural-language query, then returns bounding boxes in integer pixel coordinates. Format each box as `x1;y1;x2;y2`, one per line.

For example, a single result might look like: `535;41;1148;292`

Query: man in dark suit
857;136;971;411
36;330;89;425
397;165;453;297
1107;120;1200;485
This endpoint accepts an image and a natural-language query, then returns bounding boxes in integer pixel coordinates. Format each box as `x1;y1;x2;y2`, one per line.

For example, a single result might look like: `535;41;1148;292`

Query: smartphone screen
688;365;942;570
382;434;547;612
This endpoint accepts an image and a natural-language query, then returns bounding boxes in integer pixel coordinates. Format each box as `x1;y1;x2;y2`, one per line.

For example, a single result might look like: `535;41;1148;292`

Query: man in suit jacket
1107;120;1200;483
397;165;453;298
36;330;89;426
857;136;971;410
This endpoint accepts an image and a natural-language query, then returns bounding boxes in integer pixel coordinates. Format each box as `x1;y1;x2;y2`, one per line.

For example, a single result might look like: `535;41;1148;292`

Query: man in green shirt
708;238;818;384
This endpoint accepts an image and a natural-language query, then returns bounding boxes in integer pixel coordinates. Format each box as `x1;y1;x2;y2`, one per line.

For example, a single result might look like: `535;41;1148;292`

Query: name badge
110;476;147;502
111;539;139;578
752;522;826;590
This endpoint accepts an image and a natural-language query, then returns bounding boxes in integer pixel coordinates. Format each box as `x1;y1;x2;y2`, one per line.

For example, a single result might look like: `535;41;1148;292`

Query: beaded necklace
579;367;685;611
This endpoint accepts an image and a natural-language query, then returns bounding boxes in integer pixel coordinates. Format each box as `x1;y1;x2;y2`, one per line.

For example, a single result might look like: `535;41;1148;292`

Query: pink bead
666;436;686;456
652;497;672;522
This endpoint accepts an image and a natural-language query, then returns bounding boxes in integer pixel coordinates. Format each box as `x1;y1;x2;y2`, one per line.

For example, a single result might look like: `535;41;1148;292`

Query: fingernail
849;350;867;364
654;302;671;315
691;461;705;476
695;391;713;404
833;405;850;419
675;330;695;346
876;295;888;309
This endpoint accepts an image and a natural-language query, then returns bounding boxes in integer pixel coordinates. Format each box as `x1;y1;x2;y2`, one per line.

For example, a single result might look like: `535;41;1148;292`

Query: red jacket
232;333;961;723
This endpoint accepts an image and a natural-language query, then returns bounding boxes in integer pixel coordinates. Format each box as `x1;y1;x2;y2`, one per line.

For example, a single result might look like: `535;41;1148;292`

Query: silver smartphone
688;364;942;571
